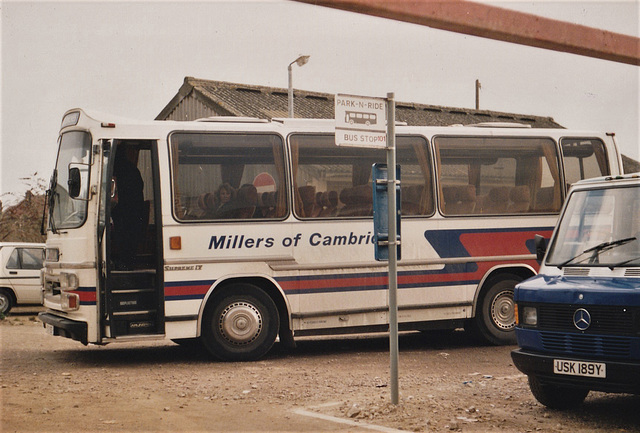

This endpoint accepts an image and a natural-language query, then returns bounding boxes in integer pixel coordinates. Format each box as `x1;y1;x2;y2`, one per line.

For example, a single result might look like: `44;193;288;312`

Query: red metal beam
293;0;640;66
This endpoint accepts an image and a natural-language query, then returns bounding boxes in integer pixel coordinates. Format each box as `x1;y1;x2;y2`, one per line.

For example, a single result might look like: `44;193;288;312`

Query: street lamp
288;55;310;118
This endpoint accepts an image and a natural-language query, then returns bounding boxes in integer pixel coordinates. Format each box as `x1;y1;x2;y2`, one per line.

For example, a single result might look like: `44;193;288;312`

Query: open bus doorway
102;140;164;338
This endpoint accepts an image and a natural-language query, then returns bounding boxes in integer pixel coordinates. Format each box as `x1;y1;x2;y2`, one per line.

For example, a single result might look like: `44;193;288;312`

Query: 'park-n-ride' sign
335;94;387;148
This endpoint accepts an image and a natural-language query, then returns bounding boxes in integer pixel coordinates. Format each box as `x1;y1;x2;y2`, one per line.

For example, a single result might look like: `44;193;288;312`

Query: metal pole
475;79;481;110
386;92;399;405
288;64;294;118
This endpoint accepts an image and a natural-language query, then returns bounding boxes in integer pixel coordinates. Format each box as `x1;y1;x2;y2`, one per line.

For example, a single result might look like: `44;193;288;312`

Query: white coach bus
39;108;622;361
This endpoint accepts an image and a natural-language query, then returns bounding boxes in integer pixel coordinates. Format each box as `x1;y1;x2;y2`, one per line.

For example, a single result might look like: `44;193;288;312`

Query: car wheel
0;289;14;315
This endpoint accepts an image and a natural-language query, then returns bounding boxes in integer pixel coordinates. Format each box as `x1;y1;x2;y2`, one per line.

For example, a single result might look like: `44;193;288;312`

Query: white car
0;243;45;314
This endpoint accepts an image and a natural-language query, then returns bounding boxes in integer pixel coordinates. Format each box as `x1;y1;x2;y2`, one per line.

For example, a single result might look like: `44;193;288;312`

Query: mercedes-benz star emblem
573;308;591;331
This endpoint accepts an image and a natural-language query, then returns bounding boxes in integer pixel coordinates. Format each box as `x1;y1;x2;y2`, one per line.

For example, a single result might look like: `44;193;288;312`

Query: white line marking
292;408;409;433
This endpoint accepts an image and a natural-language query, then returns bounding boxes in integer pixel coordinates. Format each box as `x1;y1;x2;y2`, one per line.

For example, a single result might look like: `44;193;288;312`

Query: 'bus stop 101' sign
335;94;387;148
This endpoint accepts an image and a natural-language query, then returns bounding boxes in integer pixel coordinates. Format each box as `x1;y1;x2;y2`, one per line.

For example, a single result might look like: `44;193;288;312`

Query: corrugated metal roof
157;77;563;128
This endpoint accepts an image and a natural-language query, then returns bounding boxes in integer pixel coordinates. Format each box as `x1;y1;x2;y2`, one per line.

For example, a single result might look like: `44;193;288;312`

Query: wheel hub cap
491;290;515;331
219;301;262;345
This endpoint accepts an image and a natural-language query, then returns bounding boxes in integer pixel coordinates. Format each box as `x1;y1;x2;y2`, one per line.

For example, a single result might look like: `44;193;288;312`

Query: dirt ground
2;308;639;433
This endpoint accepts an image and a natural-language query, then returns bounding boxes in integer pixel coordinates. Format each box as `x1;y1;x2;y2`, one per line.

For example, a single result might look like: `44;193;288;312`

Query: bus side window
435;136;562;216
169;133;287;221
290;134;434;219
561;138;609;186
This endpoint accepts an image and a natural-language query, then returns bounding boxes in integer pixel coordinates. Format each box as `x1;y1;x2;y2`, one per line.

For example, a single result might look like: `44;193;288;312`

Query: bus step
111;291;157;312
111;288;155;294
112;317;159;336
112;309;156;317
110;271;156;289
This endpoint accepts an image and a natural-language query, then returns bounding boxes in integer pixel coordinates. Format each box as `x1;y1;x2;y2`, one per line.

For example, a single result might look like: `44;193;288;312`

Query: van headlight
522;306;538;326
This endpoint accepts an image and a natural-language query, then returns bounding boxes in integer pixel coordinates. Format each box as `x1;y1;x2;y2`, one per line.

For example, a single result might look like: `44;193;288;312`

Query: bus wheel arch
200;277;290;361
468;266;535;345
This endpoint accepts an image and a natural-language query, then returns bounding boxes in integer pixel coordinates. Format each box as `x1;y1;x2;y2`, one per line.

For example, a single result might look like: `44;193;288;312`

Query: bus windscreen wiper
557;237;637;268
47;170;59;234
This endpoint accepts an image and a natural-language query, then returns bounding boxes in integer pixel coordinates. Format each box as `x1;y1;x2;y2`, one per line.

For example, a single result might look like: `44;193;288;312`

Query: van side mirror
535;234;547;263
68;167;81;198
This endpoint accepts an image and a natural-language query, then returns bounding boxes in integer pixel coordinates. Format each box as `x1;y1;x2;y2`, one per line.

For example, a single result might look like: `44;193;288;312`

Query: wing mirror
534;234;547;263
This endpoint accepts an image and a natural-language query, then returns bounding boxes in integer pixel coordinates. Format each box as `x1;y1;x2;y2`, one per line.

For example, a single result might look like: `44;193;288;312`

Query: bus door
100;139;164;338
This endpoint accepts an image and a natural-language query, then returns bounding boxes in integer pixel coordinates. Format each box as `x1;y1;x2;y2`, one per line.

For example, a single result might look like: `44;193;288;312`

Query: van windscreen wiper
557;237;636;268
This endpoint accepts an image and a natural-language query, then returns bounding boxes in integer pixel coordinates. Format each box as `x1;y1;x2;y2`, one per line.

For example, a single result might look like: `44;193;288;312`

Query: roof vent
466;122;532;128
195;116;268;123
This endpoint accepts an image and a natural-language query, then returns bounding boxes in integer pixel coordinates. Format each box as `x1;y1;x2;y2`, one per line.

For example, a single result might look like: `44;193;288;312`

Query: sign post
335;92;400;405
385;92;399;405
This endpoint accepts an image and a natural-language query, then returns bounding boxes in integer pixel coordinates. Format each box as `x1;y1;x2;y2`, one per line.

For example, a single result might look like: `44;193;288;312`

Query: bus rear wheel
468;274;520;345
201;283;279;362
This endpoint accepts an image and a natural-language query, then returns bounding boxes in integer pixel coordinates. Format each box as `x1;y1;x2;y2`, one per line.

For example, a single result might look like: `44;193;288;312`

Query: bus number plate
553;359;606;378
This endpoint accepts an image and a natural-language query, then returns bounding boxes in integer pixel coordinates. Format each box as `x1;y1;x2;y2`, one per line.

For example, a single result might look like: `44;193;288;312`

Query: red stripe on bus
165;284;210;297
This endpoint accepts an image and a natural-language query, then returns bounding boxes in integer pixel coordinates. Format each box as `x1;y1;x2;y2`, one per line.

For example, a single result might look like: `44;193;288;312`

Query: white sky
1;0;639;203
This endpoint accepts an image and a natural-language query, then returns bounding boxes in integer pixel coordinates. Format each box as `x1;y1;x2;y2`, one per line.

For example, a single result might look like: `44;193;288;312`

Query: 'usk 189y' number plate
553;359;606;378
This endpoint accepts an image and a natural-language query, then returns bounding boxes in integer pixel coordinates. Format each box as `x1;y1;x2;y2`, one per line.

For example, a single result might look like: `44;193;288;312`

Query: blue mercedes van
512;173;640;409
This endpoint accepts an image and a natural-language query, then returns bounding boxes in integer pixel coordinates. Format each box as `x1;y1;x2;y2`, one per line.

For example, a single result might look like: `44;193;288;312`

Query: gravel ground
2;308;639;432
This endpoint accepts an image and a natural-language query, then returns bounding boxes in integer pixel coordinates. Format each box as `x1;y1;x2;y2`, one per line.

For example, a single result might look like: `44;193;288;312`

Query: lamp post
288;55;310;118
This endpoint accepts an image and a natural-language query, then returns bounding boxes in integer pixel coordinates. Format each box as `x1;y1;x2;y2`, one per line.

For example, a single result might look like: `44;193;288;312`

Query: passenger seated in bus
338;185;372;217
256;191;275;218
111;144;145;270
194;192;216;218
235;184;259;219
212;183;236;218
319;191;338;217
298;185;321;218
508;185;531;213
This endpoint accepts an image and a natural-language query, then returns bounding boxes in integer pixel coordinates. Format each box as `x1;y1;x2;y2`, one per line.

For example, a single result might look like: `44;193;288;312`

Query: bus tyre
171;338;203;350
528;375;589;409
471;274;520;345
0;289;14;315
202;284;279;362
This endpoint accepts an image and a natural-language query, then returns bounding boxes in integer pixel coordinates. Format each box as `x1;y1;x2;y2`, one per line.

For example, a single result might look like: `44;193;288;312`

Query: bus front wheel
201;283;279;362
468;274;520;345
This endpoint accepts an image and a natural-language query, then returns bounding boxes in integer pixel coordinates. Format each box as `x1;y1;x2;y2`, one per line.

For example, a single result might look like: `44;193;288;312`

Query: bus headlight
522;306;538;326
46;248;60;262
59;272;79;290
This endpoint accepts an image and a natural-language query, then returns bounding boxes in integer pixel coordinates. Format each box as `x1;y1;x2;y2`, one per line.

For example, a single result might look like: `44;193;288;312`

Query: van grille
540;331;632;358
538;304;637;336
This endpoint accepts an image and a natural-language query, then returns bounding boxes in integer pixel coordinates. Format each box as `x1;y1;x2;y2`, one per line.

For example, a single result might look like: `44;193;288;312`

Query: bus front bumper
511;348;640;395
39;312;88;345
